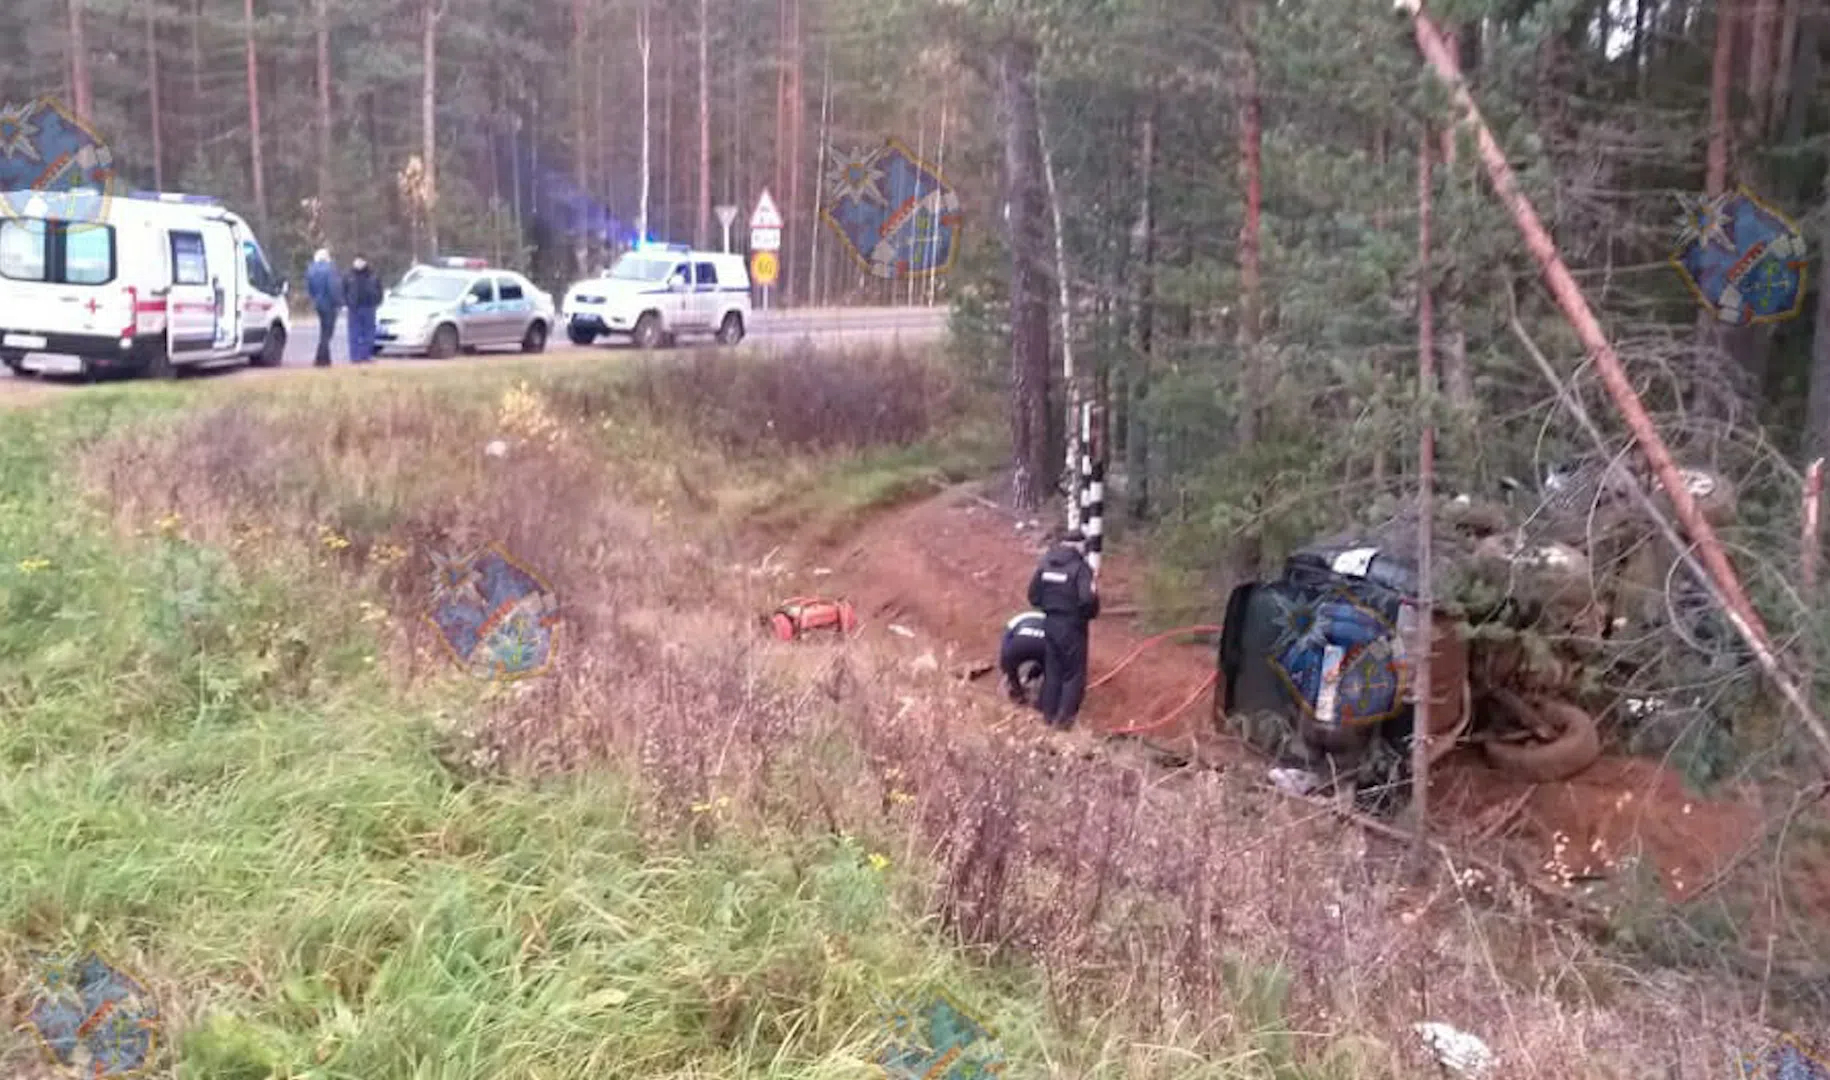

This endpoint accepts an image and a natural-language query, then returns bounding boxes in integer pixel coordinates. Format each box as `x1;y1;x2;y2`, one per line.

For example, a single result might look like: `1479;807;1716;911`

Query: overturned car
1214;460;1747;812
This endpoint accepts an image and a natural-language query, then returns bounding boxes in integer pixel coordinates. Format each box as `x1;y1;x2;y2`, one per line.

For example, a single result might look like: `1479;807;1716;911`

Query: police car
561;244;749;349
0;189;290;378
375;257;555;359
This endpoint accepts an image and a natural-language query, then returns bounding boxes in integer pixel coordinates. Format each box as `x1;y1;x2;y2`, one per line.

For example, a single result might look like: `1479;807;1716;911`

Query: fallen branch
1507;311;1830;773
1401;0;1829;773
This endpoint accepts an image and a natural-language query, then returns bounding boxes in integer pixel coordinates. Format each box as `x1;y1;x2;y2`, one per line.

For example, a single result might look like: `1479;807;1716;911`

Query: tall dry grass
73;346;1812;1078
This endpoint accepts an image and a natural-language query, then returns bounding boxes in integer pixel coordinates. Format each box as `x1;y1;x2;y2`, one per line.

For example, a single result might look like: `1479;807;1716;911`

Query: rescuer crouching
1027;529;1101;730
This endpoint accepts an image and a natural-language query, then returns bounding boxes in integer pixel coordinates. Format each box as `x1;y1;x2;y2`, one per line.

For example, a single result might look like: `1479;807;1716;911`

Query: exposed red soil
780;481;1771;904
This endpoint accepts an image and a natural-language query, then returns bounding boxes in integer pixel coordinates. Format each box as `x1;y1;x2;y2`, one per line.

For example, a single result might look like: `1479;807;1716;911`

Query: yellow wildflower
867;853;890;873
17;558;51;573
156;512;184;536
319;527;352;551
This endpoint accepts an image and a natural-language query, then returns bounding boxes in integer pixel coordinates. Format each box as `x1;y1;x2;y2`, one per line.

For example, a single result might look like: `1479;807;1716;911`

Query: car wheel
251;325;285;368
1481;692;1602;782
633;313;662;350
521;321;548;354
567;325;597;346
145;344;175;380
716;312;745;346
428;323;459;360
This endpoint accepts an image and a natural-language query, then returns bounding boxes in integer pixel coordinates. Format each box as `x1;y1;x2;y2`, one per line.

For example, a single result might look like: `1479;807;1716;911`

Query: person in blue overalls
342;256;383;364
305;249;343;367
998;610;1050;707
1027;529;1101;730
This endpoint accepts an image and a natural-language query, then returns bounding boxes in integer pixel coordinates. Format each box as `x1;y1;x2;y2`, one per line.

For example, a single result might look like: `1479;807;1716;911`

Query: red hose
1088;624;1221;690
1083;624;1222;737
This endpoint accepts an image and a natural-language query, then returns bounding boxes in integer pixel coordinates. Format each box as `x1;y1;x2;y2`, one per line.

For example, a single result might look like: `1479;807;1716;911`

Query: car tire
521;321;548;354
567;325;597;346
716;312;745;346
145;345;175;380
251;325;285;368
1481;692;1602;782
5;354;31;377
427;323;459;360
633;313;662;350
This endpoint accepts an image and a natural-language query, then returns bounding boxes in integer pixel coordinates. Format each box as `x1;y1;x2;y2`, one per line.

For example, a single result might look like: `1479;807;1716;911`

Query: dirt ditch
769;480;1766;908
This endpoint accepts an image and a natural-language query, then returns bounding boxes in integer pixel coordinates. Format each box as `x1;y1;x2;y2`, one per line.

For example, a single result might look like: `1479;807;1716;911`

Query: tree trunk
1126;93;1157;522
69;0;92;120
1708;0;1737;197
1808;169;1830;465
1782;0;1820;144
663;0;674;241
316;0;332;216
244;0;267;224
421;0;439;256
1771;0;1803;136
696;0;711;250
1438;28;1477;420
996;35;1053;511
638;0;652;241
784;0;804;305
1747;0;1779;139
1233;0;1266;578
146;0;164;190
573;0;589;273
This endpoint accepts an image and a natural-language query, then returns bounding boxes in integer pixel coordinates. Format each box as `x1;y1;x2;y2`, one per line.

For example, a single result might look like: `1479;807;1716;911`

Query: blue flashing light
126;190;220;206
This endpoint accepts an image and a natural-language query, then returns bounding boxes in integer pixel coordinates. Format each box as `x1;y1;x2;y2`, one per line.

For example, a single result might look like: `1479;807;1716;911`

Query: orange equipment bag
767;596;859;641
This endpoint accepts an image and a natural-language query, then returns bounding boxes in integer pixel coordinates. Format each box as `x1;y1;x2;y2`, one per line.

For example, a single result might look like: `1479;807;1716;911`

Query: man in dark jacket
998;610;1049;706
305;249;343;367
343;256;383;364
1027;529;1101;729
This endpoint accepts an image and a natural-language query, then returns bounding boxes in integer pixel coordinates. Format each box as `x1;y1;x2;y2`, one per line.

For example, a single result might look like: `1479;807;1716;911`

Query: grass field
0;346;1801;1079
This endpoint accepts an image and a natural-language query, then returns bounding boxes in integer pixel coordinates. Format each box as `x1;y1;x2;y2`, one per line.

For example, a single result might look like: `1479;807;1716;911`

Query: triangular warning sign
750;189;783;229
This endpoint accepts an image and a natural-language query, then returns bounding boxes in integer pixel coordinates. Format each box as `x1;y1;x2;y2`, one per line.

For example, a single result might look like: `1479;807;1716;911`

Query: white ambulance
0;189;291;379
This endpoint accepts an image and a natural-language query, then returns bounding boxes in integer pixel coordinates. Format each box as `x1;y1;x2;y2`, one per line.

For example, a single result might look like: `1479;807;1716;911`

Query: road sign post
750;190;784;311
715;204;737;253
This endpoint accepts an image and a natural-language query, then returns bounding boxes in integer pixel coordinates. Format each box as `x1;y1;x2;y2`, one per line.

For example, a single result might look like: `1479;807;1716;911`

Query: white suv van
561;245;750;348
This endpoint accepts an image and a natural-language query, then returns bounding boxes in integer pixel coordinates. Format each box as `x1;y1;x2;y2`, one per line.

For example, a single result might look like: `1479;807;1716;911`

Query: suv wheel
567;324;597;346
716;312;745;346
633;313;663;350
427;323;459;360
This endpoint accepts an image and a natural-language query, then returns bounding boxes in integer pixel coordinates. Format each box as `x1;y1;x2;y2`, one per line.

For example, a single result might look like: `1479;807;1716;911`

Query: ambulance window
0;220;48;281
243;239;275;294
171;231;208;285
62;224;114;285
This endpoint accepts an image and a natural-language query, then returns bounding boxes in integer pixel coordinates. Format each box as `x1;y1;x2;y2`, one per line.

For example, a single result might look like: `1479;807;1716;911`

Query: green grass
0;387;1040;1079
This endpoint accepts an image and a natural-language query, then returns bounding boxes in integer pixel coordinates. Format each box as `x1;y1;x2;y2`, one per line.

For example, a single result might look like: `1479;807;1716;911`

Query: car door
665;262;692;328
199;218;240;352
460;276;497;345
494;275;530;344
692;261;720;331
237;229;284;357
166;228;217;362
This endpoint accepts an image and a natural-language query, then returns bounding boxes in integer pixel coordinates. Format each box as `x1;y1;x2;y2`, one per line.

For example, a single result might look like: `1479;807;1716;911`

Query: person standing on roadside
305;248;344;367
343;256;383;364
1027;528;1101;730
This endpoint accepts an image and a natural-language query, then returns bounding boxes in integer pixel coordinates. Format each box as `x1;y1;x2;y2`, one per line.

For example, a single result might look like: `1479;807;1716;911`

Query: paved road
0;306;948;394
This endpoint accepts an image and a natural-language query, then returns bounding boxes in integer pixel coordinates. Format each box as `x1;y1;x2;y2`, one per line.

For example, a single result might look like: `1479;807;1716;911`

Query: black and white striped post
1078;400;1105;577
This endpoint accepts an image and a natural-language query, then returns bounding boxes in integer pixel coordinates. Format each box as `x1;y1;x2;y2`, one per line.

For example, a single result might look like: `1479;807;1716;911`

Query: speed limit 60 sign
751;250;779;286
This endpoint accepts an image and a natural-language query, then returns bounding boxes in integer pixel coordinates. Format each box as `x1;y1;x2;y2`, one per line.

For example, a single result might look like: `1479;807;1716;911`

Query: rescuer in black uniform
1027;529;1100;729
998;610;1050;706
